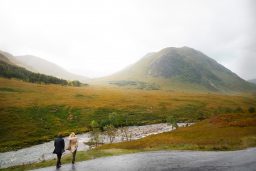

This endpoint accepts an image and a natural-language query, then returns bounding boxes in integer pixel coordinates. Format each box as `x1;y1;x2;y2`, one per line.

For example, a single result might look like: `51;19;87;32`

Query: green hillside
1;77;256;152
0;53;68;85
0;50;89;83
98;47;256;92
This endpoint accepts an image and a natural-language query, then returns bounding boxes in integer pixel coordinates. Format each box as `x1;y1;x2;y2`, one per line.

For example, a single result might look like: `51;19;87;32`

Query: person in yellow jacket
67;132;78;164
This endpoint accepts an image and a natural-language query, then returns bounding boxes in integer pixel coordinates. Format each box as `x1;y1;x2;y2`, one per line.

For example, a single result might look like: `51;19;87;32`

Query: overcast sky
0;0;255;79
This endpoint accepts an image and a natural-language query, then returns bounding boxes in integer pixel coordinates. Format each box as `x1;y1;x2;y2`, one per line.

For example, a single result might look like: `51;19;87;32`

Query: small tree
99;119;110;131
167;116;178;129
112;113;131;142
108;112;121;127
99;112;131;142
120;126;132;142
89;120;101;147
90;120;99;128
104;124;117;143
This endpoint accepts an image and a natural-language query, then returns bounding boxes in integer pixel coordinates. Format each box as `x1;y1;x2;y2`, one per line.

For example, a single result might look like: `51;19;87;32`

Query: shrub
89;120;102;147
103;124;117;143
68;80;82;87
248;107;255;113
166;116;178;129
234;107;243;113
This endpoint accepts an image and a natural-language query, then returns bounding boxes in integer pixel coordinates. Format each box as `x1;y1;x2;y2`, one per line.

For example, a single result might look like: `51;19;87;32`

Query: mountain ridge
0;50;89;83
95;47;256;92
0;53;69;85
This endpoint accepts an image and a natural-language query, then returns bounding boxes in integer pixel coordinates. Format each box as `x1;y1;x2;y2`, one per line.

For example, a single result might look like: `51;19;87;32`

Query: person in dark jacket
53;132;65;168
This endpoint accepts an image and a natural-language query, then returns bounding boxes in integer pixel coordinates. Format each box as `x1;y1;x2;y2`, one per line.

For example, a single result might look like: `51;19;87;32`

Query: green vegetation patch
74;94;97;99
0;105;166;152
0;60;68;85
0;105;90;152
109;80;160;90
0;87;23;92
1;78;256;152
168;103;208;122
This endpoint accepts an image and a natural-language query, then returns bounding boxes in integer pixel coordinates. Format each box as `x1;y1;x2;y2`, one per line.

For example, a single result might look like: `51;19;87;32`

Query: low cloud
0;0;255;79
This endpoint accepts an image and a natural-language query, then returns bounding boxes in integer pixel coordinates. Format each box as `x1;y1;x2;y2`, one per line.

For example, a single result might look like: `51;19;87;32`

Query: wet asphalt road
31;148;256;171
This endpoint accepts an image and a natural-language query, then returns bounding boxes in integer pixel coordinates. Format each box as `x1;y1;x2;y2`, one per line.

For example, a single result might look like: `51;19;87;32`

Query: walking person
67;132;78;164
53;132;65;168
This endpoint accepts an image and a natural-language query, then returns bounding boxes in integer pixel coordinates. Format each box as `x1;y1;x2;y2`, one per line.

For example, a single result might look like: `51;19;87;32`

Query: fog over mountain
248;79;256;84
0;50;89;82
98;47;256;92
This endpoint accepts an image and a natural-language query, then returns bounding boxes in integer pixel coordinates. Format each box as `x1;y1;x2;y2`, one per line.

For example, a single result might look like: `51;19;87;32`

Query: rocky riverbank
0;123;192;168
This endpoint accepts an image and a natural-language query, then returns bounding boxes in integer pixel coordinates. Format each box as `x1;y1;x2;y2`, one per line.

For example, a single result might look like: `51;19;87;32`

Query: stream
0;123;191;168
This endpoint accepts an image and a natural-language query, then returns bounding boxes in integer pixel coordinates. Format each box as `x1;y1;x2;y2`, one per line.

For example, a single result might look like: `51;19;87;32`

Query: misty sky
0;0;255;79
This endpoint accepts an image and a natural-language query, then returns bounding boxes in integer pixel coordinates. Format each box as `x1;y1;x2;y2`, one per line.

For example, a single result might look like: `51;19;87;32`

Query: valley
1;0;255;170
0;47;256;170
0;77;256;153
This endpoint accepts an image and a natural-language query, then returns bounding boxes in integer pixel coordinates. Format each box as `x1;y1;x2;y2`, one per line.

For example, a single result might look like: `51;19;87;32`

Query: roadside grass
1;77;256;152
1;113;256;171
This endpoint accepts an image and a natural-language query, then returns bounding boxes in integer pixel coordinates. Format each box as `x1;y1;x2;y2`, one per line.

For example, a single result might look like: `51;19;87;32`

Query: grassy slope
100;113;256;151
2;113;256;171
0;77;256;152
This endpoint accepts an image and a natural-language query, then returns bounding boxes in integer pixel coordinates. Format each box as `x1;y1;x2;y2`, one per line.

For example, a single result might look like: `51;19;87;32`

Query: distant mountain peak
0;50;89;83
97;46;256;92
248;79;256;84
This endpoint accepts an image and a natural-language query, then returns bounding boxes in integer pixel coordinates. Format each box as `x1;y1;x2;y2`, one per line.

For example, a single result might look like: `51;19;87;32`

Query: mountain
248;79;256;84
0;50;89;83
0;53;68;85
97;47;256;92
0;52;14;65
